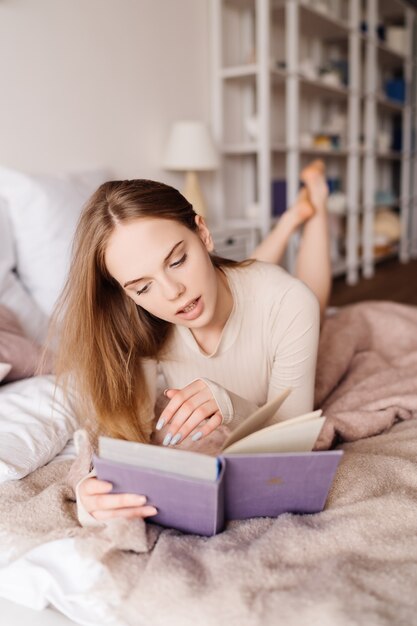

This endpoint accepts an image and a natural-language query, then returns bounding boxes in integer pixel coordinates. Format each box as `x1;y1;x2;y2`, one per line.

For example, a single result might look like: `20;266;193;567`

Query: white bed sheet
0;597;79;626
0;537;123;626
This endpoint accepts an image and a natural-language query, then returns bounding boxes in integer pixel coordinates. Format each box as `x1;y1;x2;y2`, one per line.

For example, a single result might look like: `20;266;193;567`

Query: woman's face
104;216;225;330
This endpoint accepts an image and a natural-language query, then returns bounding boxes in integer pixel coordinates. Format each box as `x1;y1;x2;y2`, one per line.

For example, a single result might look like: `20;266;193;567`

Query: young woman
54;160;331;524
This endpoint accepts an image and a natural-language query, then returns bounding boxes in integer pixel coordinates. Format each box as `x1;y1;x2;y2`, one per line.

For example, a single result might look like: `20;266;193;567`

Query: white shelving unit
410;12;417;259
210;0;417;283
362;0;416;278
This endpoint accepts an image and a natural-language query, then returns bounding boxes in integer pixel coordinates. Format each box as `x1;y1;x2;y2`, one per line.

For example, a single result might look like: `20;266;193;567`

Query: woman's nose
162;278;185;301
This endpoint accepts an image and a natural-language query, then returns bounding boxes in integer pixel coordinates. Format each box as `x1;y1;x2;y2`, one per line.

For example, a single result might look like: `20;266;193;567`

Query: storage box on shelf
211;0;416;284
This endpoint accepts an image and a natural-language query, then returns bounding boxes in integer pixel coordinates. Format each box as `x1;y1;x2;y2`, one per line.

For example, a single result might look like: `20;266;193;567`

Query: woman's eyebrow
123;240;184;288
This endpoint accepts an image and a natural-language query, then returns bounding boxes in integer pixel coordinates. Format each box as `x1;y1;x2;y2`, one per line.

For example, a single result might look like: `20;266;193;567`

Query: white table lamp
163;121;219;217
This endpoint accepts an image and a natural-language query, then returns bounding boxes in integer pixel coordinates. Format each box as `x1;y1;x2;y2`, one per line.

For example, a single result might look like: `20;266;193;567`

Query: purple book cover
94;450;343;536
94;455;225;536
222;451;343;520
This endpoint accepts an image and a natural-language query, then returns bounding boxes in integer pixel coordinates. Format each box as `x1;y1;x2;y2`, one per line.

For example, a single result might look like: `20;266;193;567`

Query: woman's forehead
104;218;192;281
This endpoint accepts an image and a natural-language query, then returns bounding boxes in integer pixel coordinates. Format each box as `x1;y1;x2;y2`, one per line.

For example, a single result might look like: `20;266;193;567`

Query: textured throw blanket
1;301;417;626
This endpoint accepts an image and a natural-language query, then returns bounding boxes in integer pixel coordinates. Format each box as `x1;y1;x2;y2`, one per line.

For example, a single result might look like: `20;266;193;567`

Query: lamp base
183;171;207;218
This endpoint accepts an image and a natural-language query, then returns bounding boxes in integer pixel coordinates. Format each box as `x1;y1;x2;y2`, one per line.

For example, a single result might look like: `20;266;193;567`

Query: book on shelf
94;388;343;536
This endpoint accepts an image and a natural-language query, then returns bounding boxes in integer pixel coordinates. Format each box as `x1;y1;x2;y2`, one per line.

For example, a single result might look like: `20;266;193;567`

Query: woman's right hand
79;477;158;521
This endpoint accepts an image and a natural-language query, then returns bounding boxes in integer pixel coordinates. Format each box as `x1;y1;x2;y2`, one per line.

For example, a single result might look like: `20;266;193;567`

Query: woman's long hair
51;179;251;443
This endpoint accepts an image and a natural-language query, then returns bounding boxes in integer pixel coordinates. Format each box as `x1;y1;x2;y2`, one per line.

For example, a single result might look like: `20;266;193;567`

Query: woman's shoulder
228;260;304;292
227;260;319;310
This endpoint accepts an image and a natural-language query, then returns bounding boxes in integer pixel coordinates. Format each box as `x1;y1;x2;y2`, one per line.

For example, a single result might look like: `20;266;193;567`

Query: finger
164;388;179;399
158;380;208;427
168;399;221;445
85;492;148;512
82;478;113;496
92;505;158;521
188;412;223;443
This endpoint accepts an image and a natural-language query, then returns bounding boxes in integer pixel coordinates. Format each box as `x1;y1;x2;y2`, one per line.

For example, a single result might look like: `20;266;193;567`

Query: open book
94;389;343;536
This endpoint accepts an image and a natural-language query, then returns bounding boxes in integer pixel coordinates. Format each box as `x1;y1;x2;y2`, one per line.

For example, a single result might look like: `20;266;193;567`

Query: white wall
0;0;211;186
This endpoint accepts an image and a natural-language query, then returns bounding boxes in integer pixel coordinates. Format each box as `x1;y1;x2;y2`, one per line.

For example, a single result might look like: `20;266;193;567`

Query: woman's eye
136;284;150;296
170;253;187;268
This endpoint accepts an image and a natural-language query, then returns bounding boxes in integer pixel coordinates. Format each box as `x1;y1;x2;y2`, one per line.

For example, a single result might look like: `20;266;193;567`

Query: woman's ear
195;215;214;252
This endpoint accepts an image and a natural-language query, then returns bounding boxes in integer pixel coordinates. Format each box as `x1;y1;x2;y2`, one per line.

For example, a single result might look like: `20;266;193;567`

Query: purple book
94;390;343;536
94;451;343;536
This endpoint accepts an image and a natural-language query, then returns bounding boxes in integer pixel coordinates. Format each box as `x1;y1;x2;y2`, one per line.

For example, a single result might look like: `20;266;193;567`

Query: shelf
221;64;257;80
376;151;402;161
223;0;253;8
376;94;405;113
374;243;400;263
221;66;348;101
271;143;287;153
299;76;349;100
375;198;400;209
223;145;352;157
272;1;350;40
220;217;261;231
377;41;407;69
270;67;287;82
299;147;349;157
222;143;258;155
379;0;408;20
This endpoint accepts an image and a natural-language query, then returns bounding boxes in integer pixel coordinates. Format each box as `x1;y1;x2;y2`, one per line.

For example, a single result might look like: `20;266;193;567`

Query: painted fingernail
163;432;172;446
156;417;165;430
170;433;182;446
147;507;158;516
192;431;203;442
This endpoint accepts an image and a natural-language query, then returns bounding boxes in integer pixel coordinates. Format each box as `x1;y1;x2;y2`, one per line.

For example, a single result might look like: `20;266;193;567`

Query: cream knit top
146;260;320;428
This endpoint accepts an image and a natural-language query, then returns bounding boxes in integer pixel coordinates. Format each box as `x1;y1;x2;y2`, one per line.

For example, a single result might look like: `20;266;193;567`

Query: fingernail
136;496;147;505
147;507;158;516
163;433;172;446
156;417;165;431
163;389;169;397
170;433;182;446
192;431;203;442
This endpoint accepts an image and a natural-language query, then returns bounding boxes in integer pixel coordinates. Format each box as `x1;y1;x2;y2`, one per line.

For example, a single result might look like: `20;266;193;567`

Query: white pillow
0;194;49;343
0;269;49;345
0;375;78;482
0;198;15;287
0;167;109;317
0;363;12;382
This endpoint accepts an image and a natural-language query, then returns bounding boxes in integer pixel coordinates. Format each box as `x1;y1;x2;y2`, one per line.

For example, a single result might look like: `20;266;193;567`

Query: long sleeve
198;377;259;427
265;282;320;419
75;468;102;527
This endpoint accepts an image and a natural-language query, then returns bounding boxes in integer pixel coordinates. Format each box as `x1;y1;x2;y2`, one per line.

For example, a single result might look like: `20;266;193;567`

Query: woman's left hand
154;379;223;446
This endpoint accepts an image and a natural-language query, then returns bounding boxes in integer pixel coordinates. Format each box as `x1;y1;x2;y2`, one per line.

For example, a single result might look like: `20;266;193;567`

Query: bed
0;165;416;626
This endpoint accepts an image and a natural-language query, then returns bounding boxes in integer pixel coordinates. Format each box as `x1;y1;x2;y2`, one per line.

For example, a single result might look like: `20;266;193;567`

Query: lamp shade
163;121;219;171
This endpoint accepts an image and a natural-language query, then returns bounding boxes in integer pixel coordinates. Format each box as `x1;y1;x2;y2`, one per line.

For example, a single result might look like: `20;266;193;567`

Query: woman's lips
175;296;203;320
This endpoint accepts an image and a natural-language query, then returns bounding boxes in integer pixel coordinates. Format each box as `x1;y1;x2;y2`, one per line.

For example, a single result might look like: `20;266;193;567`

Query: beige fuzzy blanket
1;301;417;626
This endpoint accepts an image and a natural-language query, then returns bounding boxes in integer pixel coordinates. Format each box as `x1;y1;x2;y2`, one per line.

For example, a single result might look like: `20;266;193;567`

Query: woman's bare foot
300;160;329;212
249;186;315;264
285;186;316;229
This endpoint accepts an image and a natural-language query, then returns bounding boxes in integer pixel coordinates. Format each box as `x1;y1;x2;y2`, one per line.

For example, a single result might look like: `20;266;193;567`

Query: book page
99;436;219;482
220;388;293;451
223;415;326;454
